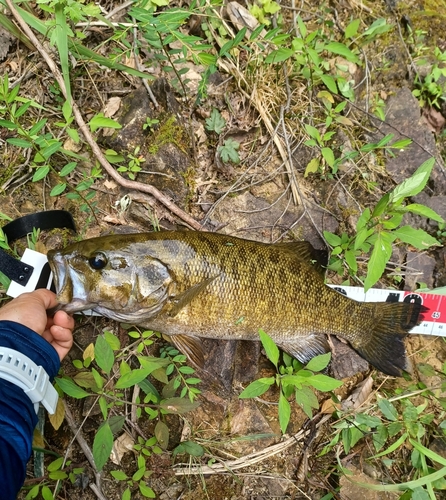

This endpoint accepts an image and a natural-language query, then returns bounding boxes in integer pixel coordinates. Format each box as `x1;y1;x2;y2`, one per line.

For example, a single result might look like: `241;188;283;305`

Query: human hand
0;289;74;361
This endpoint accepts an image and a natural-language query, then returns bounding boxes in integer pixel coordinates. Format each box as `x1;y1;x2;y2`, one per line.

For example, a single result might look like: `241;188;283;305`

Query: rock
101;80;194;209
339;464;400;500
329;337;370;379
228;399;275;454
213;190;336;249
429;437;446;470
380;88;446;194
405;251;436;290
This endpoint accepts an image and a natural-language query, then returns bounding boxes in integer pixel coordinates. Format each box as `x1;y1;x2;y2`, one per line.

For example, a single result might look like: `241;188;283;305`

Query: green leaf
389;138;412;149
321;74;338;94
404;204;444;223
73;371;100;390
110;470;128;480
345;19;360;39
205;108;226;134
139;482;156;498
373;424;388;452
42;485;55;499
218;138;240;163
155;420;169;449
389;157;435;203
6;137;32;148
92;422;113;471
377;398;398;421
344;249;358;273
278;392;291;433
239;377;275;398
259;329;280;367
264;47;294;63
324;231;342;247
392;226;440;249
306;352;331;372
29;118;47;136
173;440;204;458
295;386;319;418
324;41;360;63
104;330;121;350
115;368;155;389
304;157;320;176
59;162;77;177
56;377;90;398
88;113;122;133
307;374;343;391
364;232;394;292
32;166;50;182
95;335;115;375
50;183;67;196
321;147;335;167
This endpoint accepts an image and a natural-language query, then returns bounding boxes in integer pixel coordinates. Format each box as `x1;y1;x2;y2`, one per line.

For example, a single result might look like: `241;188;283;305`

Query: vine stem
5;0;203;231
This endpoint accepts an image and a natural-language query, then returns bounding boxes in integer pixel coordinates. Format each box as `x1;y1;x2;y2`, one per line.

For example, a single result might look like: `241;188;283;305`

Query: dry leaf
104;179;118;190
32;428;45;448
341;375;374;411
63;137;82;153
320;398;341;414
48;398;65;430
83;343;95;361
103;214;126;225
110;432;135;465
103;97;121;118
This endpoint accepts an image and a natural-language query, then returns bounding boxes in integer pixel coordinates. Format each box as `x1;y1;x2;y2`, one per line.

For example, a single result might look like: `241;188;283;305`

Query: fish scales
47;231;424;376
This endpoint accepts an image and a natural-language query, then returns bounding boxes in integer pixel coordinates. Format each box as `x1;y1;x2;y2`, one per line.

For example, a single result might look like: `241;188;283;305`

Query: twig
63;404;105;497
5;0;203;231
173;414;331;475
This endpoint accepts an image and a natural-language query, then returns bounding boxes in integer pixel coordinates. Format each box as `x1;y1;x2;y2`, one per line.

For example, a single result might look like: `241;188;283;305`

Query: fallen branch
5;0;203;231
173;414;331;475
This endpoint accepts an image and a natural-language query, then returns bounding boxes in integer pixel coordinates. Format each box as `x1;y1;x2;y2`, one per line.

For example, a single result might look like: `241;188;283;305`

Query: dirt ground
1;0;446;498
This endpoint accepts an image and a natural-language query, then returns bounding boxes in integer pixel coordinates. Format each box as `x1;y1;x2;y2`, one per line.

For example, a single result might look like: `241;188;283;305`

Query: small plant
117;146;146;180
52;329;201;496
217;138;240;164
321;360;446;498
143;117;160;131
412;47;446;109
324;157;444;290
249;0;281;26
205;108;226;135
239;330;342;433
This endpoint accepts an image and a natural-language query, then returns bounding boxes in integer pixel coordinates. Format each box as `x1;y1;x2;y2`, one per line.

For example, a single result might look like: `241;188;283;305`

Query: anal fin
168;334;205;368
276;334;329;365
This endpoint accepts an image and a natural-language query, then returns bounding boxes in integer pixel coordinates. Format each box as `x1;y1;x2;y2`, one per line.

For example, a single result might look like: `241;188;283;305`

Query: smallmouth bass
47;231;423;376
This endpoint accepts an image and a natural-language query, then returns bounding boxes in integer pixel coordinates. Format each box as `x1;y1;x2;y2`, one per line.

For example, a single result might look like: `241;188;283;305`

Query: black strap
2;210;76;241
0;211;76;286
0;250;33;285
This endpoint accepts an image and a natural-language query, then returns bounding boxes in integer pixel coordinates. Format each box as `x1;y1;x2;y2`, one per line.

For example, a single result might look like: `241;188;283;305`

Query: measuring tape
329;285;445;337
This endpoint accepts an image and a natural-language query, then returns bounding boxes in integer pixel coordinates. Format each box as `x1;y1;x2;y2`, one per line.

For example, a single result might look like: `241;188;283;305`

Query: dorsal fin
274;241;328;278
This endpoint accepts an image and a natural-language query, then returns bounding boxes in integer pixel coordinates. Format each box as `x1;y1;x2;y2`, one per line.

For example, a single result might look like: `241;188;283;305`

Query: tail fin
353;301;426;376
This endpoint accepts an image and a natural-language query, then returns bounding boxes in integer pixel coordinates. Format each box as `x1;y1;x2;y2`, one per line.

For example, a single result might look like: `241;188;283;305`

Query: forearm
0;321;60;499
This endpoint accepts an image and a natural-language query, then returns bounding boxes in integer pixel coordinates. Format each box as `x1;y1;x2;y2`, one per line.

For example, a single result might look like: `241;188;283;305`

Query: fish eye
88;253;108;270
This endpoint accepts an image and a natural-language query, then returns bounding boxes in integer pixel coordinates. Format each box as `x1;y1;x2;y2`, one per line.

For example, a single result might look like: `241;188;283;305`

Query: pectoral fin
276;334;329;365
169;276;218;317
168;334;205;368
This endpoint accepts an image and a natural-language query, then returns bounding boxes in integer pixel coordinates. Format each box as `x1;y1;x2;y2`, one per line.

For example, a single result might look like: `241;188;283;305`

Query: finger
25;289;59;311
53;310;75;330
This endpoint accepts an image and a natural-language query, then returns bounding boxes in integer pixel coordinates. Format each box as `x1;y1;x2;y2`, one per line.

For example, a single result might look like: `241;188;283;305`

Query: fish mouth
48;250;97;313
